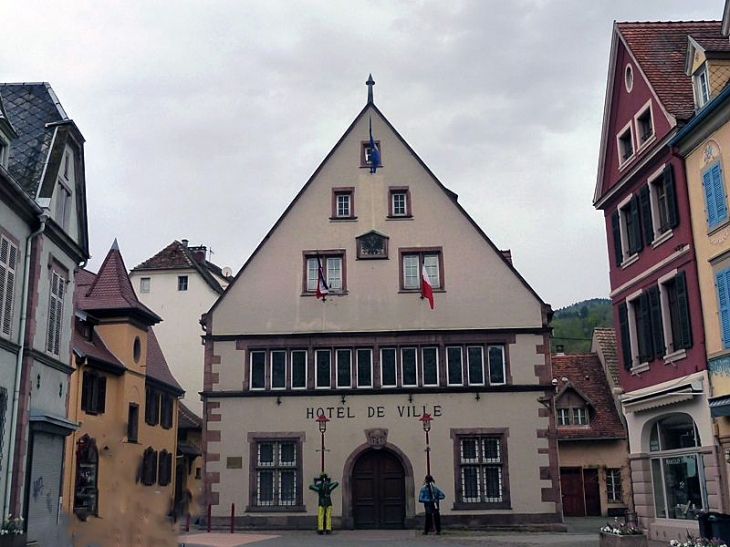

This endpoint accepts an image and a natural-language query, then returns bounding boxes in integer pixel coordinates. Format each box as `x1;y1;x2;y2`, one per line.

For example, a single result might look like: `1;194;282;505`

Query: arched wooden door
352;449;406;529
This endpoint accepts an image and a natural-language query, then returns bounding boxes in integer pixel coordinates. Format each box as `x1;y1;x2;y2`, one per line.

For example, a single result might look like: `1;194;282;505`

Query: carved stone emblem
365;428;388;449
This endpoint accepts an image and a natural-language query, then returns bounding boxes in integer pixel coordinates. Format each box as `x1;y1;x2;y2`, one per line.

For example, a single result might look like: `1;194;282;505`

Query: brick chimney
189;245;207;264
501;249;512;264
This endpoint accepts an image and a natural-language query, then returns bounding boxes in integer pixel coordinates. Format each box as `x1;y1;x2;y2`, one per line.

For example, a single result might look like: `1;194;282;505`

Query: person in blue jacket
418;474;445;534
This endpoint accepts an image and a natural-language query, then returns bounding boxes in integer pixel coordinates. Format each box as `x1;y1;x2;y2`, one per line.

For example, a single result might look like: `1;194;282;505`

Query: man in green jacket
309;472;339;534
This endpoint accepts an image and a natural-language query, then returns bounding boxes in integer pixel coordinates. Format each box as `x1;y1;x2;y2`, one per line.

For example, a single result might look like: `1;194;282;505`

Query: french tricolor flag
420;264;434;309
316;257;329;301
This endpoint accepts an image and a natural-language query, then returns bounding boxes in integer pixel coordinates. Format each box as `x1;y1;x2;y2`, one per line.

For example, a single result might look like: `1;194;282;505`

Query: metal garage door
26;431;64;544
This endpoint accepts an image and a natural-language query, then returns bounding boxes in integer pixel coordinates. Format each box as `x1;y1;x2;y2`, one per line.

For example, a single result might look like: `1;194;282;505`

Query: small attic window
617;123;634;165
625;64;634;92
694;64;711;109
635;101;654;146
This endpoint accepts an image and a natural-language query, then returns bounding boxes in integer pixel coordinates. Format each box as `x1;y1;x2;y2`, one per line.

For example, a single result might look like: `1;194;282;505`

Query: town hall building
201;77;559;531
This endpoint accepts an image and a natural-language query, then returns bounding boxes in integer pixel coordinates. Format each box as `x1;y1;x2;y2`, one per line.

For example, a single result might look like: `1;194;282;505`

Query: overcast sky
2;1;723;310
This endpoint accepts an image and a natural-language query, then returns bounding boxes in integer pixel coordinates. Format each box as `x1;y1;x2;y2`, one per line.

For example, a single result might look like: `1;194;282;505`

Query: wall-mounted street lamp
419;413;433;476
316;413;330;473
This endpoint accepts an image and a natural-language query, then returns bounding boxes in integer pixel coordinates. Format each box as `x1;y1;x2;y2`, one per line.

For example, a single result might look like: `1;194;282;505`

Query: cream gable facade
202;81;557;531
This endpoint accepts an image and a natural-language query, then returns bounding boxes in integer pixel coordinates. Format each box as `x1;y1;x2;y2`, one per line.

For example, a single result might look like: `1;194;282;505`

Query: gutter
4;212;47;518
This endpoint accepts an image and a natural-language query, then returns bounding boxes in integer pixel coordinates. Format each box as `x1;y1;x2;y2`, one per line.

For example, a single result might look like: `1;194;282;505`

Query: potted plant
669;535;728;546
0;514;24;547
599;520;648;547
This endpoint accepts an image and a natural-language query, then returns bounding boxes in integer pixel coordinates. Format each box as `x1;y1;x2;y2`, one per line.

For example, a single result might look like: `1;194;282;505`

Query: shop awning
622;384;701;413
709;395;730;417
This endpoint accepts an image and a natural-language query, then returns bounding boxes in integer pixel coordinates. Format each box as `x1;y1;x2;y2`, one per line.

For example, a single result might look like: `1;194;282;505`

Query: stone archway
340;441;414;529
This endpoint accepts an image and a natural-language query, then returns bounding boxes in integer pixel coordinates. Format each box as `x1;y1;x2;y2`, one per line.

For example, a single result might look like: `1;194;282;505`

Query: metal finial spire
366;74;375;104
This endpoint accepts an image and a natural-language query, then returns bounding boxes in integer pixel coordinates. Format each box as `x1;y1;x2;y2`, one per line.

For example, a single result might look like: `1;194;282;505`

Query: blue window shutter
705;164;728;228
717;269;730;348
713;164;728;225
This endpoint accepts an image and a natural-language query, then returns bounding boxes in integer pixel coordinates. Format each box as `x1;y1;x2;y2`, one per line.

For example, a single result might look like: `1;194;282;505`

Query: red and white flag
316;257;329;301
420;263;434;309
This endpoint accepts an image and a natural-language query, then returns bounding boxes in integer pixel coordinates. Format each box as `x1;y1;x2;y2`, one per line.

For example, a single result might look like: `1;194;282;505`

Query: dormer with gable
685;33;730;111
555;381;594;428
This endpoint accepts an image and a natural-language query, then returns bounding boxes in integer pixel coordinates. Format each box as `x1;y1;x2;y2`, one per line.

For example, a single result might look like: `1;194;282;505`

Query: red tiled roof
552;353;626;441
592;327;619;386
617;21;722;121
691;32;730;53
73;326;124;372
77;242;161;324
146;328;184;394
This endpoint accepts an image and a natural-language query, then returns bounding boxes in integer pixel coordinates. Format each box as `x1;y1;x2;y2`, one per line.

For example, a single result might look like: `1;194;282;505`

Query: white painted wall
131;268;219;415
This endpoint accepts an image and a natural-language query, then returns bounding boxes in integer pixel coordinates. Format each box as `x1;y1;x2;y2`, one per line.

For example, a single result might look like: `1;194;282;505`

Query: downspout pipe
4;212;48;519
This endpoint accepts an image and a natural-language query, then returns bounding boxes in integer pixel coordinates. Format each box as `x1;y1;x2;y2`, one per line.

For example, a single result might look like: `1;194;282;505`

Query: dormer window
0;139;7;168
694;64;711;108
54;181;72;231
556;388;591;426
63;151;71;180
617;123;634;165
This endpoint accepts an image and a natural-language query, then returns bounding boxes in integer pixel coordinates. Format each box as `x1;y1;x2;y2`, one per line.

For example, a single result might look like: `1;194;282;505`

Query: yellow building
62;241;184;545
670;39;730;481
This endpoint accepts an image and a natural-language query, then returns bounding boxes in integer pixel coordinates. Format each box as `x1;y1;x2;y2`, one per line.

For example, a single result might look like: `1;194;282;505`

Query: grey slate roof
0;83;68;195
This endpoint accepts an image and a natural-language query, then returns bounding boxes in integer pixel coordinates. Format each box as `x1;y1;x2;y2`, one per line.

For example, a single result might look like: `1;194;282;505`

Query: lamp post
316;413;330;473
419;413;433;477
